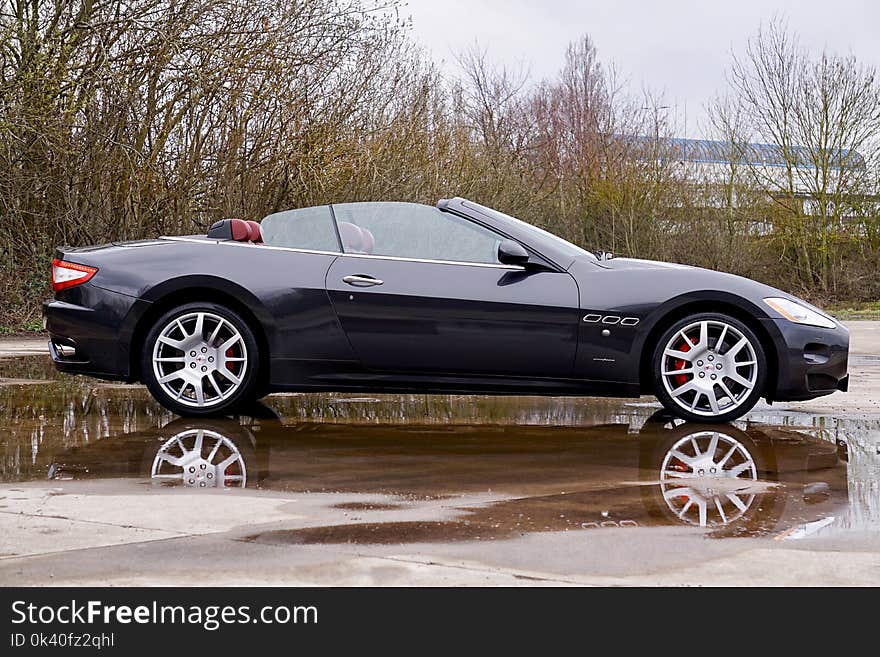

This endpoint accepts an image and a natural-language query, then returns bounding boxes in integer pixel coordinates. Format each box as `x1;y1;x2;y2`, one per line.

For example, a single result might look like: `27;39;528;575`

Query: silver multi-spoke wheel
151;428;247;488
151;311;248;408
660;430;758;527
660;319;759;418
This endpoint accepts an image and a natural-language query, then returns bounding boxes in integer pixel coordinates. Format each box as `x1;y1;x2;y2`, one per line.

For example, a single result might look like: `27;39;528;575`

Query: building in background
631;136;874;219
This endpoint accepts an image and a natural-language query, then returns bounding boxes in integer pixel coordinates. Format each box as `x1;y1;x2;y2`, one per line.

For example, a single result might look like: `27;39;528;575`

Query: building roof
631;136;865;170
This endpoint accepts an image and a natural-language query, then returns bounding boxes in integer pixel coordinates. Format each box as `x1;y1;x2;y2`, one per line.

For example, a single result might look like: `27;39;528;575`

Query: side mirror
497;239;530;266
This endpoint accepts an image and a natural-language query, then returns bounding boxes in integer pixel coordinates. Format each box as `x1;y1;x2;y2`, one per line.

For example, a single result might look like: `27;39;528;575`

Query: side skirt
268;363;641;398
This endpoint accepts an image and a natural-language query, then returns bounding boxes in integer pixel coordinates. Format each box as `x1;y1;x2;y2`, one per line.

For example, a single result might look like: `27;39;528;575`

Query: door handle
342;274;383;287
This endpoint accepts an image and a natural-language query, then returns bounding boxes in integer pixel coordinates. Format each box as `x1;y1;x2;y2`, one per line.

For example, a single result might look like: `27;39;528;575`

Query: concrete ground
0;323;878;586
0;337;50;357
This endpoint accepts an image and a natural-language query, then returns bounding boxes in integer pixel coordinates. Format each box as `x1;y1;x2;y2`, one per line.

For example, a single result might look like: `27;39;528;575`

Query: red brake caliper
226;348;239;374
673;341;691;387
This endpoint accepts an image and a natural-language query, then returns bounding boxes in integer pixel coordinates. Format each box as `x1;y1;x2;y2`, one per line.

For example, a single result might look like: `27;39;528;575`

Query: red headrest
246;220;263;243
228;218;263;243
229;219;251;241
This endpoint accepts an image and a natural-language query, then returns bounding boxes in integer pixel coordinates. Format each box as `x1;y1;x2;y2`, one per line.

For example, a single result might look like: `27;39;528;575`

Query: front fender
633;290;773;359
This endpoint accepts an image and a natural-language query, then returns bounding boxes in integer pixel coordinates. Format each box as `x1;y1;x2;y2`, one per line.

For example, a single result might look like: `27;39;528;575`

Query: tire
142;302;260;416
652;312;766;423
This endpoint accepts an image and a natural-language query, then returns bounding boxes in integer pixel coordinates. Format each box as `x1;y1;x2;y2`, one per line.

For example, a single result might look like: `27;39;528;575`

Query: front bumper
43;284;145;381
762;317;849;402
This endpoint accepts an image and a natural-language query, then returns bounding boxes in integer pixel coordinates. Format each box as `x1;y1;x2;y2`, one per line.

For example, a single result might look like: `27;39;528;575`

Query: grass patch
827;300;880;321
0;321;44;336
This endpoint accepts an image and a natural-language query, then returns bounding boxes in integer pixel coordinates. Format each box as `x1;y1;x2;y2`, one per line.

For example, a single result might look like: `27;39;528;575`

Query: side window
260;206;340;251
331;202;502;264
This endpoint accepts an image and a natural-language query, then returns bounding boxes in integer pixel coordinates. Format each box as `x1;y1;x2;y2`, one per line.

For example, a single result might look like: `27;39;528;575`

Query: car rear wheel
652;313;766;423
142;303;260;416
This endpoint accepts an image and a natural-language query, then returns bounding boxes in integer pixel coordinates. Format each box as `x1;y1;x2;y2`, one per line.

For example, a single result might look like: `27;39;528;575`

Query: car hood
571;254;841;324
604;258;840;324
600;257;694;271
601;256;788;300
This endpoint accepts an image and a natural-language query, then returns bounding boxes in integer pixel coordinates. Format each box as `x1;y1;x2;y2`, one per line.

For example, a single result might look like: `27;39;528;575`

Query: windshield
462;201;597;261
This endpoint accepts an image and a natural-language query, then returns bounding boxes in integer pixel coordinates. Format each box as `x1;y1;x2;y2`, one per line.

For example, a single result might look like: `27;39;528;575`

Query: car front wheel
142;302;260;416
652;313;766;423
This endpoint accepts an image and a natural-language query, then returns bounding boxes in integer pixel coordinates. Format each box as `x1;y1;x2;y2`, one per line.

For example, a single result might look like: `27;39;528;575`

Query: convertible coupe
44;198;849;422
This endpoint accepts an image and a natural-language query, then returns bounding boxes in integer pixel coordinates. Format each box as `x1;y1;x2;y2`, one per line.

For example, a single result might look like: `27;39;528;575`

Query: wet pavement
1;327;879;585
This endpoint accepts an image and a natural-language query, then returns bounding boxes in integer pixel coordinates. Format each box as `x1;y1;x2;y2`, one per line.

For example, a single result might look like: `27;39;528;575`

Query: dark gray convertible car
44;198;849;422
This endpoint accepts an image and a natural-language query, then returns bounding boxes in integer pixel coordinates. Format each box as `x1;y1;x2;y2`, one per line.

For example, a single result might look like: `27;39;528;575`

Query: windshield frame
456;200;598;267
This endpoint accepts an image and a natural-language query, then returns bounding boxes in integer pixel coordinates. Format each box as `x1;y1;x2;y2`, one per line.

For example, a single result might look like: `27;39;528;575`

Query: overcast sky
401;0;878;137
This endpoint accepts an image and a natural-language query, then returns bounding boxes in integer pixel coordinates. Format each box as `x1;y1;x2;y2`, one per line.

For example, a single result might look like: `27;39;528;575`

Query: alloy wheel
660;319;759;417
151;311;248;408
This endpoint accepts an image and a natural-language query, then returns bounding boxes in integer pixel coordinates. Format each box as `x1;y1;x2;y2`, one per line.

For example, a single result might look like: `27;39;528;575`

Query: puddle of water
0;355;68;382
331;502;407;511
245;521;512;545
1;355;879;542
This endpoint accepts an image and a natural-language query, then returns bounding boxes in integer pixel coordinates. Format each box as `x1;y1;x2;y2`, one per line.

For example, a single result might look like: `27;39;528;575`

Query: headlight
763;297;836;329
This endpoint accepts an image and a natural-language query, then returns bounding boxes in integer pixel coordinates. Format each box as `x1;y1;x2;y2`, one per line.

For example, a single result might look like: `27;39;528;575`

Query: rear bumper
43;284;146;381
762;318;849;402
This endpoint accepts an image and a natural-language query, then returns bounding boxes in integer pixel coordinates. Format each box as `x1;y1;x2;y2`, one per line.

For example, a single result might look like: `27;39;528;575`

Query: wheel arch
637;294;779;398
129;276;273;388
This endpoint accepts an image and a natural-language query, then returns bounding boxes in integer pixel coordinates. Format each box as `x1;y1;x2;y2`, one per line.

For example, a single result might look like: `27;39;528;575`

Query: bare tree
1;8;879;329
726;19;880;290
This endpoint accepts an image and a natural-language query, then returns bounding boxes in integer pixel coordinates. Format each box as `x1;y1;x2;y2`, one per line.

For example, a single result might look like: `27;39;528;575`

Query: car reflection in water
48;407;850;540
659;429;764;527
151;428;248;489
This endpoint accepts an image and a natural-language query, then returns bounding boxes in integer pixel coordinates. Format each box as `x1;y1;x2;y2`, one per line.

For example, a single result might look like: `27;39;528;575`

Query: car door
324;202;580;378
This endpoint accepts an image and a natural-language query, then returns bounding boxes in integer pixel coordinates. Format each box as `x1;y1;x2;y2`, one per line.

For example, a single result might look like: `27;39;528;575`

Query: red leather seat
360;227;374;253
337;221;374;254
228;218;262;243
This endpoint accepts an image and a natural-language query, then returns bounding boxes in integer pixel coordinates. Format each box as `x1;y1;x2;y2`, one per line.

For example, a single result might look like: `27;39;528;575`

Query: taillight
51;258;98;292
